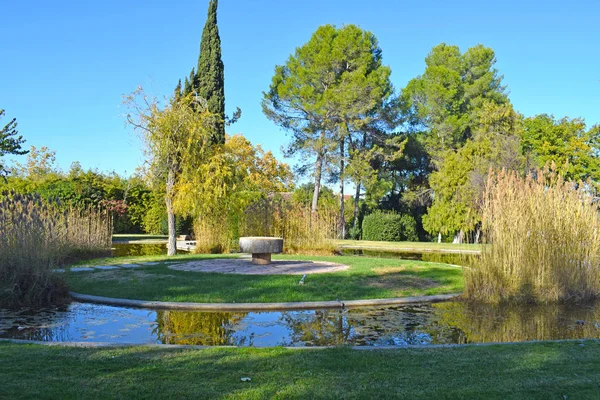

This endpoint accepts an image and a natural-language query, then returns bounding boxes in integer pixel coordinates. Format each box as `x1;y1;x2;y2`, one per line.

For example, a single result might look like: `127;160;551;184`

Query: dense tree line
0;145;164;234
3;15;597;246
264;27;600;243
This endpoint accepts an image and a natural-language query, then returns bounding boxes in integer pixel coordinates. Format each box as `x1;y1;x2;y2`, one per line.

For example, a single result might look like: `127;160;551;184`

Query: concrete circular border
2;337;594;350
70;292;461;311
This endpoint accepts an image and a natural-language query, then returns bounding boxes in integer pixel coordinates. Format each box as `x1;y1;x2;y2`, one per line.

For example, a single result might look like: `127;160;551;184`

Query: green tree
381;133;433;240
400;44;515;242
195;0;225;143
422;101;523;242
401;43;508;162
13;146;58;180
291;183;337;211
521;114;600;185
263;24;395;238
0;109;28;177
345;133;405;234
178;0;240;143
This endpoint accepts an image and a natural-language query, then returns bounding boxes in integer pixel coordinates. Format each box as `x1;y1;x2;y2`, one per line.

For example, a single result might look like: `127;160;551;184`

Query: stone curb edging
69;292;461;311
1;337;596;350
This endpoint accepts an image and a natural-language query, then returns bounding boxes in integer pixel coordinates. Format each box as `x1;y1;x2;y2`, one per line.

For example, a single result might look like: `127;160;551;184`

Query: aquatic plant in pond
465;168;600;303
0;192;112;308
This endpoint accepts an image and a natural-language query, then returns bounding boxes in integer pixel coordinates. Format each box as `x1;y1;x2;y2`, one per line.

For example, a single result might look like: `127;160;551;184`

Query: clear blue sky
1;0;598;176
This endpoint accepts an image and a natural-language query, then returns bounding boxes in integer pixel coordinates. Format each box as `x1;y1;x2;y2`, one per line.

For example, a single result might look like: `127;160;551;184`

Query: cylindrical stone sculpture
239;237;284;265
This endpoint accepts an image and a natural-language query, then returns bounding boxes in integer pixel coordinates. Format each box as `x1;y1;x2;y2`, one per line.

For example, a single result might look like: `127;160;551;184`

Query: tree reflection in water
279;309;353;346
433;301;600;343
4;300;600;346
155;310;248;346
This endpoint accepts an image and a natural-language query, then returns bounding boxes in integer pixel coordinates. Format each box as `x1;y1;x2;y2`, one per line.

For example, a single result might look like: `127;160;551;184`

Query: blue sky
1;0;598;177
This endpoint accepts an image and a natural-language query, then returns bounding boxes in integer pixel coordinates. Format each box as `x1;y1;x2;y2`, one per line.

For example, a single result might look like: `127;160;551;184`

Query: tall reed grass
0;192;112;308
193;199;338;255
465;168;600;303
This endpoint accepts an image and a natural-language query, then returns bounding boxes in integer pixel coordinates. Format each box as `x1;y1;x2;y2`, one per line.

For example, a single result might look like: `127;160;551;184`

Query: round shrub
362;211;419;242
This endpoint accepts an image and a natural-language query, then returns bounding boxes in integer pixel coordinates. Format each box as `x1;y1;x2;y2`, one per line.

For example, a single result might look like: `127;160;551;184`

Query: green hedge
362;211;419;242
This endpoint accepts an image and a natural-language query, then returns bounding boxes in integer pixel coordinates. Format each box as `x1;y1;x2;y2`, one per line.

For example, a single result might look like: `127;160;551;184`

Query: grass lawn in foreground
64;254;463;303
1;341;598;399
336;239;482;253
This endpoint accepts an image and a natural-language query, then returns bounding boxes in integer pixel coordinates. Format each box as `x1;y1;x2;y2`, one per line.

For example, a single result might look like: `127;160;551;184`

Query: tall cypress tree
195;0;225;144
174;79;182;101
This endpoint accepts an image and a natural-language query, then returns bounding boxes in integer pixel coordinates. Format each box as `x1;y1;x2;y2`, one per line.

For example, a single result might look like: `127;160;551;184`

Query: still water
111;243;185;257
2;301;599;346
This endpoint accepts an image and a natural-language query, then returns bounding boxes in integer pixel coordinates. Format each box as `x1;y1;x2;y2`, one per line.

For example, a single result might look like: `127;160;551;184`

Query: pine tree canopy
0;109;28;177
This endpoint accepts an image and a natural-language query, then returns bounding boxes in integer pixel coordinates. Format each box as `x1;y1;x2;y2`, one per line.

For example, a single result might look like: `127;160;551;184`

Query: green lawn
64;254;463;303
336;239;482;253
2;340;599;399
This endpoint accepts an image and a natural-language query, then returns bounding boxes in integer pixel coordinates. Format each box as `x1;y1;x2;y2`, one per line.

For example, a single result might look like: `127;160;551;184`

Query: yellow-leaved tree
125;88;216;255
174;134;293;252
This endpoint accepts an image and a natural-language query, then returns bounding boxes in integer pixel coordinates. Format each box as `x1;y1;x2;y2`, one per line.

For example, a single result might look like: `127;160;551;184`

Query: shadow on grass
2;342;600;399
66;263;464;303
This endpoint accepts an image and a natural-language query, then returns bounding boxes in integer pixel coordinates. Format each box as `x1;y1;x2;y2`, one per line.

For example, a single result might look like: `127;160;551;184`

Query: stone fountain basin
239;237;283;265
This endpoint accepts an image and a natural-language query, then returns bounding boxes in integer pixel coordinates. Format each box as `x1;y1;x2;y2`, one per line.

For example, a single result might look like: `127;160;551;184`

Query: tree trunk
437;232;442;243
311;152;324;215
338;139;346;239
351;132;367;234
352;182;361;232
166;167;177;256
452;230;464;244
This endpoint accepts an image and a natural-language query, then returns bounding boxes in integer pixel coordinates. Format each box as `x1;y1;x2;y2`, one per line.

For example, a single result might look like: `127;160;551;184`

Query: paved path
168;259;349;275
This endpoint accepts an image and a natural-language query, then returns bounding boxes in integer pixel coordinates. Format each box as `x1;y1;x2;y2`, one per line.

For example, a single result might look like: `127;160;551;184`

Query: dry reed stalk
193;199;337;255
465;168;600;303
0;192;112;308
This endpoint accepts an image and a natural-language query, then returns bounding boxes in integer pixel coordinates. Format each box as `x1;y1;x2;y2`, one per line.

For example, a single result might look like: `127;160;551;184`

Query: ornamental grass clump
0;192;112;308
193;199;337;254
465;168;600;303
237;199;337;254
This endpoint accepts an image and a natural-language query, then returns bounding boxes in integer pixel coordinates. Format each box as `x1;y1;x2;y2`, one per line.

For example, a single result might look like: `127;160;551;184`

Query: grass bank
335;239;481;254
64;255;463;303
1;341;599;399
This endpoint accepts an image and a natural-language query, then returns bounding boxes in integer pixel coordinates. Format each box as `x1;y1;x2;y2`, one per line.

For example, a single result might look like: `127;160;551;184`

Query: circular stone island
168;258;349;275
166;236;350;275
239;236;283;265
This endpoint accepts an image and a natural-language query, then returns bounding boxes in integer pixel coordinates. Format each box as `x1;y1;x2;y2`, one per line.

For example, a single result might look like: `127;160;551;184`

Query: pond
111;243;186;257
2;300;599;346
340;249;475;266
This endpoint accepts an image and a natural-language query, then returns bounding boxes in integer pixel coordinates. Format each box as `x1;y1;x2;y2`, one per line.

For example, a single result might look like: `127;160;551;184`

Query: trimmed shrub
362;211;419;242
